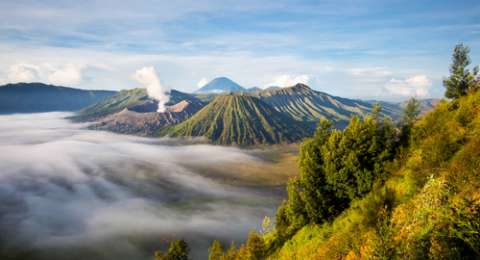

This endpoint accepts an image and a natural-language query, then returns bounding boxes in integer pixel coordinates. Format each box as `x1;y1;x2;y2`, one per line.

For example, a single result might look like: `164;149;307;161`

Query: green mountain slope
255;83;399;127
270;91;480;259
214;90;480;259
0;82;116;114
72;88;202;121
161;94;314;145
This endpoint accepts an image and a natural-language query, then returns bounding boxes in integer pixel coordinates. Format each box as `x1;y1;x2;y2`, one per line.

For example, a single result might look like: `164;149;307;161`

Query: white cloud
384;74;432;97
47;64;83;85
132;66;169;112
0;43;443;99
266;74;311;87
7;64;40;83
2;62;86;86
349;67;392;78
197;77;208;88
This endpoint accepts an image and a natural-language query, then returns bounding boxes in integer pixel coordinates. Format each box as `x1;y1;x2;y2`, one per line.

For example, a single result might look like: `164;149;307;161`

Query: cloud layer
0;113;281;259
384;74;432;97
266;74;312;87
4;62;84;86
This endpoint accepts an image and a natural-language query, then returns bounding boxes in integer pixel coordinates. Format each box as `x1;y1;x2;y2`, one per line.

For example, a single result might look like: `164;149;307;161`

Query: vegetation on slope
72;88;201;121
266;90;480;260
161;94;314;145
255;83;399;127
200;44;480;259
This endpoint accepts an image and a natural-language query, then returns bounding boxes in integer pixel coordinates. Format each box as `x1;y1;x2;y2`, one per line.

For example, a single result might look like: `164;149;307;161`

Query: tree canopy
274;111;398;241
154;240;190;260
444;43;479;99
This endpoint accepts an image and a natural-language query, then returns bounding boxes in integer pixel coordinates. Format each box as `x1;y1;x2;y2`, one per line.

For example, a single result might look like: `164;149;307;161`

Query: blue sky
0;0;479;100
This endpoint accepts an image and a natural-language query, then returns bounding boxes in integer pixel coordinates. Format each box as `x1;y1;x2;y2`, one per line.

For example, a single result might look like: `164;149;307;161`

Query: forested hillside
154;44;480;260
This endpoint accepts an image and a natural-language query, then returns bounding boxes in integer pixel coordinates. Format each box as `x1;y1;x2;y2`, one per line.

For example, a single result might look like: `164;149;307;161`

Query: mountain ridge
72;88;203;121
254;83;398;128
89;99;204;136
161;94;314;145
0;82;116;114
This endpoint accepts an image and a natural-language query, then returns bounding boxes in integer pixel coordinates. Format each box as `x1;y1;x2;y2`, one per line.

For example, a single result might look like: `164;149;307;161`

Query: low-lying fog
0;113;285;260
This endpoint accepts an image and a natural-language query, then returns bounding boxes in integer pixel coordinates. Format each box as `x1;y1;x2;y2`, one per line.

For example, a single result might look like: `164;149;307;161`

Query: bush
155;240;189;260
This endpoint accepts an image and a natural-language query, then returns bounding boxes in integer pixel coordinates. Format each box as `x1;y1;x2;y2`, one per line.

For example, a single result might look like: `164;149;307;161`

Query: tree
223;242;238;259
275;112;397;232
208;240;224;260
444;43;478;98
401;98;421;126
399;98;421;146
261;216;272;235
155;240;190;260
297;119;340;224
246;231;265;260
322;115;396;201
168;240;189;260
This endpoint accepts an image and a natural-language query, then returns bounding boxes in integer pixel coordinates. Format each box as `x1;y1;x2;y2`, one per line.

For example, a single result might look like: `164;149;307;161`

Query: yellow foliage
266;90;480;259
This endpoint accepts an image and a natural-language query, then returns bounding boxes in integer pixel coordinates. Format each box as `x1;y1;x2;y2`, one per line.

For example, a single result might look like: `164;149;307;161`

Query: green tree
208;240;224;260
274;112;398;242
322;115;396;200
444;43;478;98
261;216;272;235
154;240;189;260
399;98;421;146
223;242;238;259
401;98;421;126
246;231;265;260
168;240;189;260
297;119;341;224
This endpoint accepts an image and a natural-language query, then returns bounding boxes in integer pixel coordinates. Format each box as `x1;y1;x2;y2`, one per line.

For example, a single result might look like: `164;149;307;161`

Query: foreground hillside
202;89;479;259
0;83;116;113
161;94;314;145
270;91;480;259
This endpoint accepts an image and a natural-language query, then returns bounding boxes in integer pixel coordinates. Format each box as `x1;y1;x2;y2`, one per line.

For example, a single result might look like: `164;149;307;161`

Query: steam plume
132;66;170;112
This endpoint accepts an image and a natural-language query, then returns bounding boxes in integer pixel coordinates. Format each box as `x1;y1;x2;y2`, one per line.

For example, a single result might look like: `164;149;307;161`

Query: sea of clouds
0;113;281;260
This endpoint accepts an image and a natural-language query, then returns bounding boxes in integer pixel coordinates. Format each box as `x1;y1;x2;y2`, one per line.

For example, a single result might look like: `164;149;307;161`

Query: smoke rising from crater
132;66;170;112
0;113;282;260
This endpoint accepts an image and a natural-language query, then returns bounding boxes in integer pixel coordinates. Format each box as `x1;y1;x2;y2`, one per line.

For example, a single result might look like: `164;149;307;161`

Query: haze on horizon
0;0;479;101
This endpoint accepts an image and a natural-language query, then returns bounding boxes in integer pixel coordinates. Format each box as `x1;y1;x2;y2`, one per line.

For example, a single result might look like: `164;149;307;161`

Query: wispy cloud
384;75;432;98
0;0;478;99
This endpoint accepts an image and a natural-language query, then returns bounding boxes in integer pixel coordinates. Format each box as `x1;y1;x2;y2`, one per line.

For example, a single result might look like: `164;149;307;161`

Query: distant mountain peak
291;83;311;90
281;83;312;93
196;77;245;93
0;82;116;114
